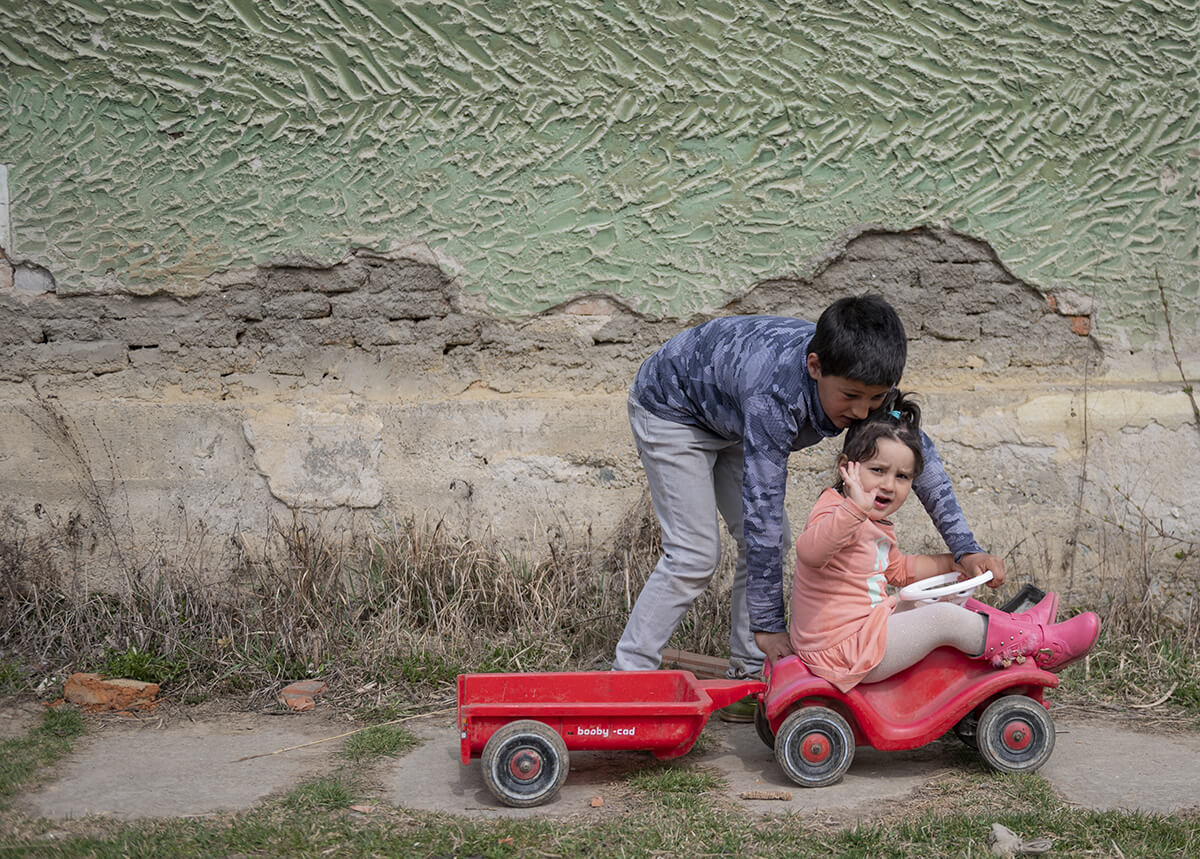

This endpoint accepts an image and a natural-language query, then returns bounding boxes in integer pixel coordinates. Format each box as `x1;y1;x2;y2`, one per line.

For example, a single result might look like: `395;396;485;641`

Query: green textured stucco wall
2;0;1196;333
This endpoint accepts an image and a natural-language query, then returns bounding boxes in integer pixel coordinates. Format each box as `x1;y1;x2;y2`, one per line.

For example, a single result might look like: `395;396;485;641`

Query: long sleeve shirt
631;315;983;635
790;488;918;690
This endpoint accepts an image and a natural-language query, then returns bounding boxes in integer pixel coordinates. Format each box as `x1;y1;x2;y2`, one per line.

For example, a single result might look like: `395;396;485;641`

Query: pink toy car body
759;646;1061;786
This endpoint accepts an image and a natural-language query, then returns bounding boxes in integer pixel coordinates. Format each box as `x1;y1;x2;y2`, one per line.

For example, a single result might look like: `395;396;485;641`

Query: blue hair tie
887;409;902;419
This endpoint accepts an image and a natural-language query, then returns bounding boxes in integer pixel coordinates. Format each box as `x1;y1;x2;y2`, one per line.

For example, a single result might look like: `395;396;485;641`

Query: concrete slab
388;716;964;818
1041;719;1200;813
21;713;346;820
388;714;1200;818
13;707;1200;822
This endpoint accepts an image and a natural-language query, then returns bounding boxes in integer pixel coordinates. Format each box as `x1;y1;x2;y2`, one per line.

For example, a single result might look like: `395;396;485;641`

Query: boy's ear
806;353;821;378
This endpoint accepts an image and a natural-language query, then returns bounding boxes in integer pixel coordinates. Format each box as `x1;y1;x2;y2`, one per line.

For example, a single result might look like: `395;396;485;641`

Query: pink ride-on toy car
758;573;1085;787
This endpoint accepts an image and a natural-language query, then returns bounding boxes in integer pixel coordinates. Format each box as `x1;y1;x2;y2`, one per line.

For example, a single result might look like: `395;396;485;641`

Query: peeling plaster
1018;390;1200;436
0;1;1194;340
12;262;56;296
242;405;383;509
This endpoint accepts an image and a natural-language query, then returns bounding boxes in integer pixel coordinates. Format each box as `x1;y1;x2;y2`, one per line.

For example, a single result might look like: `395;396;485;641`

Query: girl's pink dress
789;487;917;692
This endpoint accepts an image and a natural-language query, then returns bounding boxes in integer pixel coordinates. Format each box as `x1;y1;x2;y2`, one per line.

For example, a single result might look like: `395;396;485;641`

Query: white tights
861;601;987;684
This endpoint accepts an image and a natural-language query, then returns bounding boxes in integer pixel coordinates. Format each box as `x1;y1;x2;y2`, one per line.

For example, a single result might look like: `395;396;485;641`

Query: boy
614;295;1005;718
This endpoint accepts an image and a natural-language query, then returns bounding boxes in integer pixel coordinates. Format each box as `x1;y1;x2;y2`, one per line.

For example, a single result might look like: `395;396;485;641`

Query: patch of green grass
246;646;313;683
626;763;724;810
1;774;1198;858
98;645;184;685
377;649;459;685
626;764;722;795
282;775;357;813
0;659;24;692
0;707;85;805
341;724;420;763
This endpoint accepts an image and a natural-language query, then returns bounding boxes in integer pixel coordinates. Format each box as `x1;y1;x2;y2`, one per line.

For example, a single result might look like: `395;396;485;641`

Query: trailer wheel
481;719;570;807
976;695;1055;774
754;701;775;750
774;706;855;788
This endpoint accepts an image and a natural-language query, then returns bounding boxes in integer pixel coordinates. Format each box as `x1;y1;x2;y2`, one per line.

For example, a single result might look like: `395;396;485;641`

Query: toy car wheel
976;695;1055;774
754;700;775;750
774;706;855;787
953;713;979;749
480;719;570;807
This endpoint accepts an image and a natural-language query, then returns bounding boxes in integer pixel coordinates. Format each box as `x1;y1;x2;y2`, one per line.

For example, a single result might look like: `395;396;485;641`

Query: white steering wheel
897;570;994;606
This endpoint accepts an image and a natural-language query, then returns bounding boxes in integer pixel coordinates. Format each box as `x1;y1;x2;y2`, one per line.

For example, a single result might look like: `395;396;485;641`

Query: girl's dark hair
834;390;925;492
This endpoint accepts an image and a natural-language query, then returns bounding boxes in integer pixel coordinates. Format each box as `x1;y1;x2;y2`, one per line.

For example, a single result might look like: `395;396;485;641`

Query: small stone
988;822;1022;857
986;822;1053;856
590;795;604;808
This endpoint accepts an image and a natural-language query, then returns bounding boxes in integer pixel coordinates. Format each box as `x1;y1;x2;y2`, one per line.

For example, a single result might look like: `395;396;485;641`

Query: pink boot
965;591;1058;626
1031;612;1101;672
978;611;1101;671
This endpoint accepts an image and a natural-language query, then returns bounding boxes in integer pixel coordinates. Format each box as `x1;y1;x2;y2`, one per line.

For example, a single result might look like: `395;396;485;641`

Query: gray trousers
614;396;790;678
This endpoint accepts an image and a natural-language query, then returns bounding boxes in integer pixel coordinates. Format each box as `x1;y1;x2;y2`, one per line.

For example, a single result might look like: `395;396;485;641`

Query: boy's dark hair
807;294;907;387
834;390;924;492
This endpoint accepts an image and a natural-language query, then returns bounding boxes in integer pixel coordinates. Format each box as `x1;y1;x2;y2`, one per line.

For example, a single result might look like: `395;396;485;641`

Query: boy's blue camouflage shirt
632;315;985;635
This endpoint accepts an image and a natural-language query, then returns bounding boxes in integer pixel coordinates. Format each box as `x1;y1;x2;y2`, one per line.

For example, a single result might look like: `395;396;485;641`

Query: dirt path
8;701;1200;822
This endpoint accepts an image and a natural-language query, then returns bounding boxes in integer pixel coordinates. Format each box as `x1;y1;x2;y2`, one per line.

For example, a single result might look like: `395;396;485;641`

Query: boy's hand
754;631;794;665
839;462;880;519
958;552;1006;587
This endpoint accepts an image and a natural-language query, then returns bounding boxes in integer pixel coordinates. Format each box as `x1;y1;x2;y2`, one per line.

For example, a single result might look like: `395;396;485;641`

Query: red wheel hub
800;732;831;764
1002;719;1034;751
508;748;543;781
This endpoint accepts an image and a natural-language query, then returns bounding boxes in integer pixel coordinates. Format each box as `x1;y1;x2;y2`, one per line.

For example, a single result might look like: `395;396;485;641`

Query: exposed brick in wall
0;228;1095;399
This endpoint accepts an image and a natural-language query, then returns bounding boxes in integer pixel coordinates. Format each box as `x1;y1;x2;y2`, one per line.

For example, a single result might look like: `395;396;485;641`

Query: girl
789;391;1099;692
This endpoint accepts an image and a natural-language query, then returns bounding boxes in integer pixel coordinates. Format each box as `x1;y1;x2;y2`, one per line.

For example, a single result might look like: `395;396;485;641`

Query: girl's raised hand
839;461;875;516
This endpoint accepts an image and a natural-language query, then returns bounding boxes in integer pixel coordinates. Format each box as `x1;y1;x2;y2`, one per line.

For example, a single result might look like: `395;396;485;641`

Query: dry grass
1;476;1197;721
1050;495;1200;725
0;493;740;708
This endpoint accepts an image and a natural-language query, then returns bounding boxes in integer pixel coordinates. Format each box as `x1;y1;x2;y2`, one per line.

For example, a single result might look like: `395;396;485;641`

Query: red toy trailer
457;669;765;807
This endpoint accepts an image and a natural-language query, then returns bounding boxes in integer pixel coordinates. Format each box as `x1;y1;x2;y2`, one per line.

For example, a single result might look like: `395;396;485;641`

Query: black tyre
754;700;775;750
953;713;979;750
774;706;855;788
480;719;570;807
976;695;1055;774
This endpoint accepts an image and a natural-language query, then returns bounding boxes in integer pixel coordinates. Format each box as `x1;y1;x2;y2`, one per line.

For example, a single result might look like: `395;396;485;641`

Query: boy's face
806;354;891;429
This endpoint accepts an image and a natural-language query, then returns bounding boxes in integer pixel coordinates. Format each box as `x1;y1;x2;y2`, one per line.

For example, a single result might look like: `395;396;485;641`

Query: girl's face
843;436;916;519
